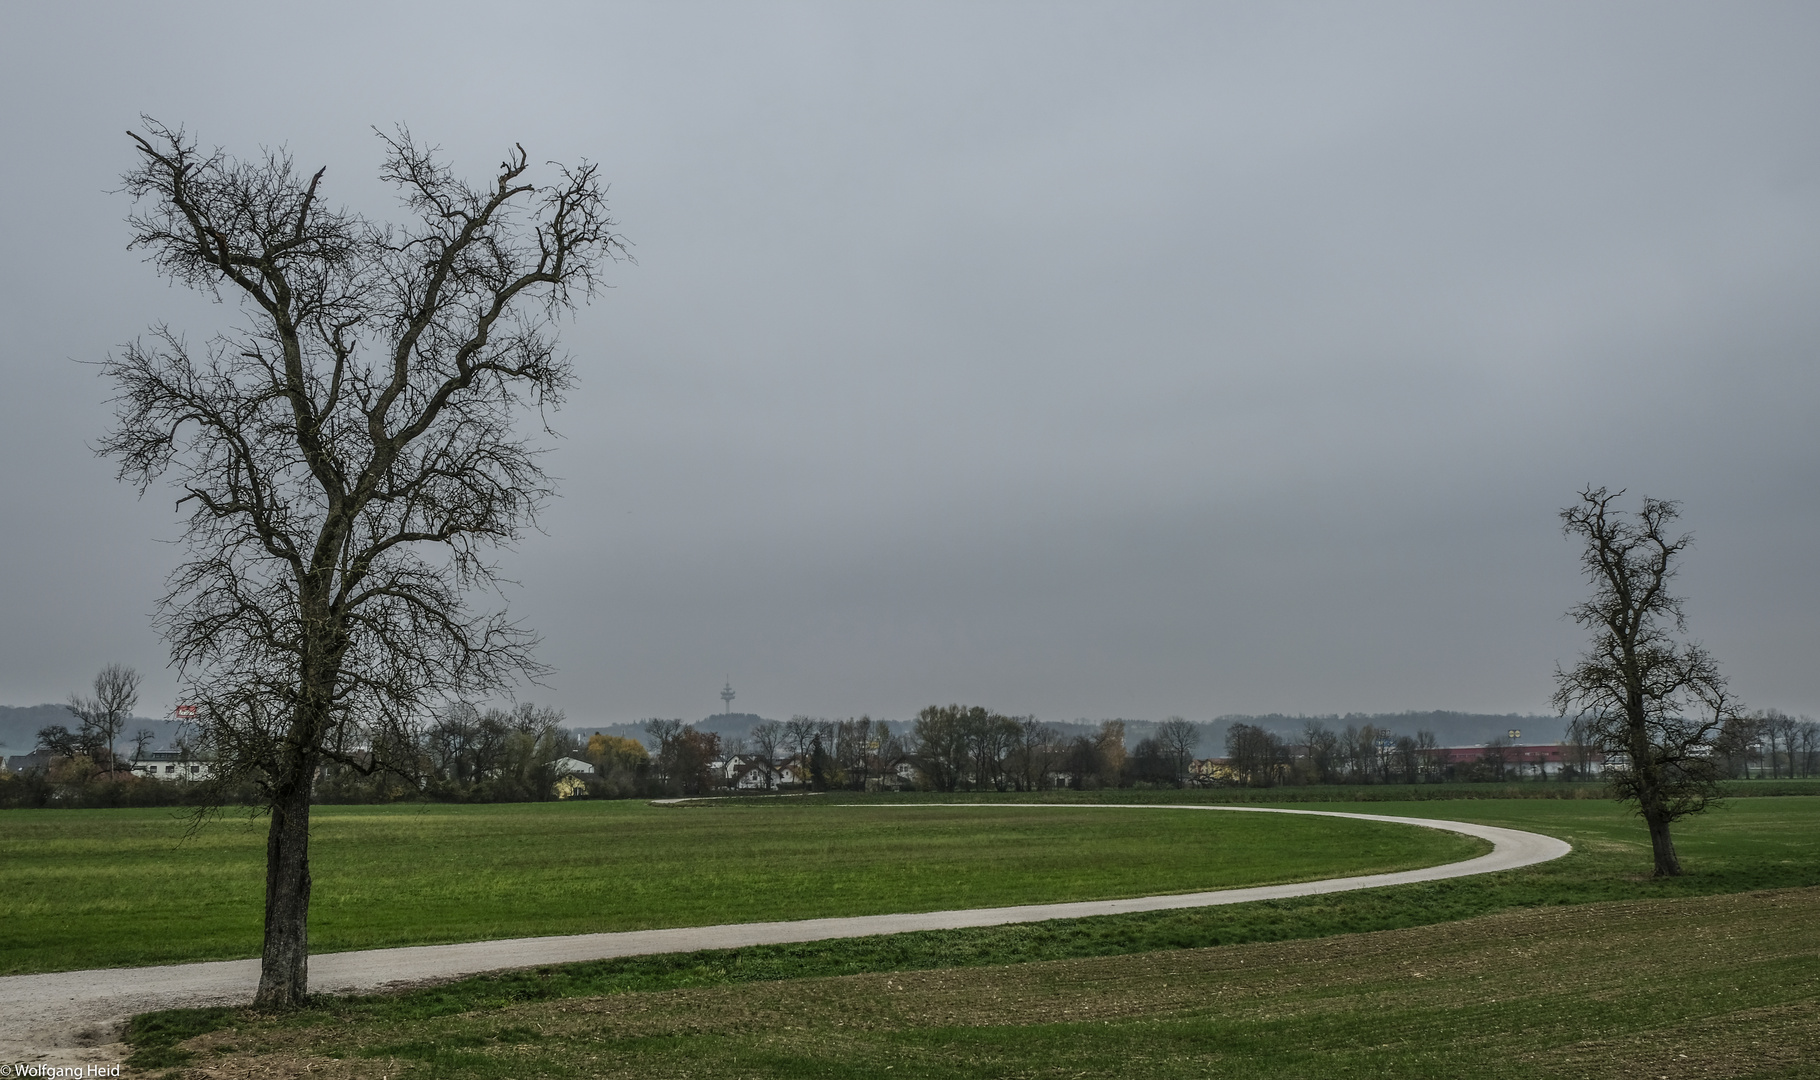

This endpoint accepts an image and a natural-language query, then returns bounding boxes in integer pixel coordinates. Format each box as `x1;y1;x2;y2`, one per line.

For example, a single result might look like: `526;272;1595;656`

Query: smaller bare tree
643;719;683;783
1760;710;1800;779
1553;486;1739;876
960;708;1017;791
750;720;784;788
868;721;910;788
1563;716;1598;779
1393;734;1420;784
1478;736;1512;782
912;705;971;792
1225;723;1288;788
1301;721;1340;784
1002;716;1059;791
1799;718;1820;778
66;665;143;778
1154;717;1201;787
34;724;82;759
1415;729;1442;782
131;727;158;766
783;716;819;776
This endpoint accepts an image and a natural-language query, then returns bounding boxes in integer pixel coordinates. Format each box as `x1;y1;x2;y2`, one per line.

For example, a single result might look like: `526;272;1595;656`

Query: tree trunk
1644;808;1682;877
255;764;316;1007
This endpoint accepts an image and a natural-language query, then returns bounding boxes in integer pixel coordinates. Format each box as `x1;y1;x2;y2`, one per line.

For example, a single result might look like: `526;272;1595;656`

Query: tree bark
1644;807;1682;877
255;762;316;1007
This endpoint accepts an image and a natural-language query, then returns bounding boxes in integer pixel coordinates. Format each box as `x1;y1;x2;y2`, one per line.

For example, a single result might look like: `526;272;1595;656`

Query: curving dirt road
0;803;1570;1067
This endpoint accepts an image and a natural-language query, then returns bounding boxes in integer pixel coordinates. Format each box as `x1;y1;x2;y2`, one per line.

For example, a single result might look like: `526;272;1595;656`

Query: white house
733;762;779;790
731;760;802;790
130;749;214;782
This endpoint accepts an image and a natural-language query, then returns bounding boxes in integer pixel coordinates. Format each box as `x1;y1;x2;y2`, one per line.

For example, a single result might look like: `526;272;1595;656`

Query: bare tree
1154;717;1201;787
102;121;625;1006
750;720;784;788
131;727;158;766
1340;724;1386;783
1095;720;1129;785
1553;487;1738;877
1760;710;1800;779
1415;729;1442;782
1301;721;1340;784
426;703;486;787
34;724;82;759
1225;723;1288;787
1563;715;1598;779
1393;735;1420;784
1478;736;1512;782
1003;716;1059;791
653;725;720;796
828;716;880;790
642;719;683;782
1750;711;1776;778
869;721;909;788
783;716;820;782
1799;718;1820;778
959;708;1016;791
912;705;971;792
65;664;143;778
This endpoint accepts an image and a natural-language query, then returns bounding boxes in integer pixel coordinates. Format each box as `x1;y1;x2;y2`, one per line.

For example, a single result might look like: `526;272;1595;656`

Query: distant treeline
7;702;1808;809
0;702;1561;762
568;710;1567;753
1208;711;1567;748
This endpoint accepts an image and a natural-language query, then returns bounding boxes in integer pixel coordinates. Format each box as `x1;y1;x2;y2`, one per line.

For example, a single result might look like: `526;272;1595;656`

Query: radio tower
720;679;736;717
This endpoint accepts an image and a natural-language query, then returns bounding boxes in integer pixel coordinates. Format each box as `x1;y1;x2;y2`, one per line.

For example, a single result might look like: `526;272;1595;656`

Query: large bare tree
1552;486;1737;877
103;120;625;1006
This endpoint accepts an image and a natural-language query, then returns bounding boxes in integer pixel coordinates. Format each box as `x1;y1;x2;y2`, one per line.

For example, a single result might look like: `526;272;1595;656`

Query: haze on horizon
1;2;1816;728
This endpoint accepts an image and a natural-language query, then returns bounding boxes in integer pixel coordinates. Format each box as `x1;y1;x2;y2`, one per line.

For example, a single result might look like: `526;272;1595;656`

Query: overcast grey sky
1;2;1816;726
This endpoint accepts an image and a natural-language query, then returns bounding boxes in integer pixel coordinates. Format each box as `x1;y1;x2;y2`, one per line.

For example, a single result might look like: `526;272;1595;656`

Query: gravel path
0;803;1569;1066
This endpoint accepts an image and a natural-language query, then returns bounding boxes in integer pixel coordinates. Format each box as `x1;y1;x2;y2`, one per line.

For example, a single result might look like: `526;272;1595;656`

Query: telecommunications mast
721;680;736;716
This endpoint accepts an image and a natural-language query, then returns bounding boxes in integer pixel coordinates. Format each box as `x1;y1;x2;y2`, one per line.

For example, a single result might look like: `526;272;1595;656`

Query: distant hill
0;704;76;752
567;713;776;751
0;704;188;756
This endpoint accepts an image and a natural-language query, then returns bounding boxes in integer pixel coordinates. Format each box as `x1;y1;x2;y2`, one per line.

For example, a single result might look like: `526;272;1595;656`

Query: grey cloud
1;2;1815;724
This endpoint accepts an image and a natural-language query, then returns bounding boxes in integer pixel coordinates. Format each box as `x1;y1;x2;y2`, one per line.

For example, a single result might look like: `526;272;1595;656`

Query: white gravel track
0;803;1570;1066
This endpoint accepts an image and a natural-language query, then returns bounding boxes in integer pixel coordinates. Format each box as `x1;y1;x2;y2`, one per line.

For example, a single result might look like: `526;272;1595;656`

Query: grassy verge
139;886;1820;1078
123;796;1820;1075
0;800;1479;974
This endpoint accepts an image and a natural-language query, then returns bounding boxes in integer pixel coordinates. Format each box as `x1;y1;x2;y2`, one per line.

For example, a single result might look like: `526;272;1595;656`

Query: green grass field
0;800;1483;975
155;886;1820;1079
112;794;1820;1078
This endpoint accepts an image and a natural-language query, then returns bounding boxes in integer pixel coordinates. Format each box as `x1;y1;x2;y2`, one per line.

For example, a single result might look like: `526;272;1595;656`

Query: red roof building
1439;743;1602;776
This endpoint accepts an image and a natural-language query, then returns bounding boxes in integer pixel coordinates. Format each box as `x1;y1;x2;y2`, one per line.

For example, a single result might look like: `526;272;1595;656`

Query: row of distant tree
7;671;1816;808
5;696;1195;803
1221;721;1575;786
1739;710;1820;779
1220;710;1820;789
